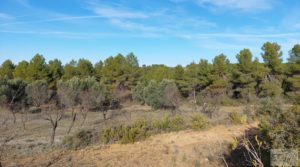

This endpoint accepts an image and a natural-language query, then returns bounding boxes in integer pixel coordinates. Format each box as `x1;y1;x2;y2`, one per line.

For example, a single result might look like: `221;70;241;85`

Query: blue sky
0;0;300;66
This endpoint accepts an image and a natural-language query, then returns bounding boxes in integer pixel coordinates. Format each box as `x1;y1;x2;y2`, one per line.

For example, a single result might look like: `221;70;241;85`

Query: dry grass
0;105;253;167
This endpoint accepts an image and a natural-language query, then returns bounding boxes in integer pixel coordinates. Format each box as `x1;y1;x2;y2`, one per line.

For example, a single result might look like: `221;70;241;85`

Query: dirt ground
3;123;258;167
0;105;254;167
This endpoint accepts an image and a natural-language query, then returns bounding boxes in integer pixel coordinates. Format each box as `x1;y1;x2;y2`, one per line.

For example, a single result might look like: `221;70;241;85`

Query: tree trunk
50;123;57;145
193;89;197;105
67;113;76;134
102;110;107;120
81;113;87;126
11;111;16;124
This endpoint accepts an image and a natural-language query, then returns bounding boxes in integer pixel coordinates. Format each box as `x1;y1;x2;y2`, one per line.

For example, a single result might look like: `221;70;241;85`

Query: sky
0;0;300;66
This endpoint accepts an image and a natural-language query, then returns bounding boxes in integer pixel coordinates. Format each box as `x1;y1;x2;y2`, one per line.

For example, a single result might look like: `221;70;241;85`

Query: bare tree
20;108;29;130
80;82;108;121
26;80;63;145
57;79;81;134
41;102;64;145
163;83;181;115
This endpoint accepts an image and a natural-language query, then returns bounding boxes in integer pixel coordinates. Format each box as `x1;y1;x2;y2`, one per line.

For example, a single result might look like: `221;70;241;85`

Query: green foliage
261;42;283;75
48;59;63;88
141;64;173;82
77;58;94;78
62;60;78;80
236;49;253;73
101;53;140;91
94;60;103;81
229;112;247;124
0;60;15;79
143;80;161;109
260;81;282;97
0;78;27;109
137;79;181;109
190;114;209;130
102;116;187;144
153;115;185;131
288;44;300;64
26;54;49;82
258;99;299;149
63;130;93;149
102;119;149;144
212;54;230;79
285;44;300;104
13;61;29;80
173;65;189;97
57;77;108;110
0;43;300;109
132;82;146;104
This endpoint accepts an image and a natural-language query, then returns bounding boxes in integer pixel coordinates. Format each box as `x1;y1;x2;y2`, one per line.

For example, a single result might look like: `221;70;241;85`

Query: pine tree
13;60;29;80
77;58;94;78
62;60;78;80
48;59;63;88
231;49;256;101
261;42;283;75
286;44;300;103
26;54;49;82
0;60;15;79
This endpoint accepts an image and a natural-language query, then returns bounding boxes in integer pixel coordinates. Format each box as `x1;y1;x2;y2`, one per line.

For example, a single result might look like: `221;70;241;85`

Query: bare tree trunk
193;89;197;105
81;112;87;126
50;122;57;145
67;112;76;134
102;110;107;120
11;111;16;124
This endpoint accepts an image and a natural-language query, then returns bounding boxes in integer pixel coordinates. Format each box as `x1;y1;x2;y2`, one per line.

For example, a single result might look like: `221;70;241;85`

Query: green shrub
102;119;150;144
63;130;93;149
141;79;181;110
259;104;300;149
190;114;209;130
153;115;185;131
229;112;247;124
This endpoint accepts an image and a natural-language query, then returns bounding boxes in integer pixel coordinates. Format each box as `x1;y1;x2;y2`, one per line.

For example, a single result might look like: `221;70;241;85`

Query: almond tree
26;80;63;144
57;77;81;134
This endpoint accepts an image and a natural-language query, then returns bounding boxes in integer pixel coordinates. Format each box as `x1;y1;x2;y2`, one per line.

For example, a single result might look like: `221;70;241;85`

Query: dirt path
5;122;258;167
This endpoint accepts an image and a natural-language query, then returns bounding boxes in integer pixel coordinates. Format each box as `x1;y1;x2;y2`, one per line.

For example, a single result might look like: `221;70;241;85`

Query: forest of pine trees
0;42;300;111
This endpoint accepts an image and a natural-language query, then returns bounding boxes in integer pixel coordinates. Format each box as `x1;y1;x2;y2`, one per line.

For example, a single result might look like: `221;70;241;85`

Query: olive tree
140;79;181;111
80;79;108;120
0;78;27;124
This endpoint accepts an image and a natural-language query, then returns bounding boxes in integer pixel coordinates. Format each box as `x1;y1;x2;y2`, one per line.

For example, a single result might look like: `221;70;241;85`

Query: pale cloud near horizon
0;12;14;19
171;0;276;12
93;5;148;19
197;0;274;11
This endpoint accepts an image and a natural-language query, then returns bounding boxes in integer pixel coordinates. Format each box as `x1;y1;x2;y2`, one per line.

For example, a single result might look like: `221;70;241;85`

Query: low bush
229;112;247;124
63;130;93;149
102;119;150;144
153;115;185;131
190;114;209;130
243;104;256;122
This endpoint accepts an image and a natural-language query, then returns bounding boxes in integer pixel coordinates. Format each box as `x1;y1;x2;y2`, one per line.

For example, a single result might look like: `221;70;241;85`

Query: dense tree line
0;42;300;112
